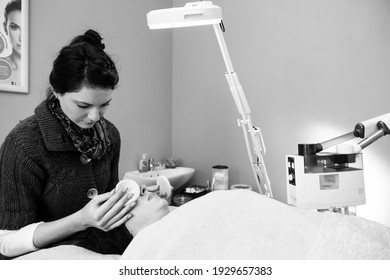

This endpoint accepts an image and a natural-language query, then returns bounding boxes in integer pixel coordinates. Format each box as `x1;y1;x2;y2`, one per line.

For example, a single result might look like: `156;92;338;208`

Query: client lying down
17;178;390;260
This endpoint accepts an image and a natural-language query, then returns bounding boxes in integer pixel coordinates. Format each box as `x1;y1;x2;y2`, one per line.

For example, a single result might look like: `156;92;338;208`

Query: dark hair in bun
71;29;105;51
48;29;119;97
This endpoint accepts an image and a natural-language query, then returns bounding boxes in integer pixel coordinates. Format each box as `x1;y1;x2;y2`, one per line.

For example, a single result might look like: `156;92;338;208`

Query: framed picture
0;0;28;93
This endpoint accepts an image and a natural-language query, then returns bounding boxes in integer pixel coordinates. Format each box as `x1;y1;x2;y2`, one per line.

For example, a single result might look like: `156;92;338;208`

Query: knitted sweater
0;100;131;255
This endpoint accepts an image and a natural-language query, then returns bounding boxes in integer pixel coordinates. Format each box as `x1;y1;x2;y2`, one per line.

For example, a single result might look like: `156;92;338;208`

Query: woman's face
56;86;113;129
125;190;170;236
5;10;21;56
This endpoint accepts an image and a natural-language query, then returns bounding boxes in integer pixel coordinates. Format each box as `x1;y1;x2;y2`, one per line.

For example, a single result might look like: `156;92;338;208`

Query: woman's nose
88;108;100;122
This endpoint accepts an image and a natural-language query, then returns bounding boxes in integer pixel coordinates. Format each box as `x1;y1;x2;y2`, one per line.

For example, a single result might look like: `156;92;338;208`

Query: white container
211;165;228;191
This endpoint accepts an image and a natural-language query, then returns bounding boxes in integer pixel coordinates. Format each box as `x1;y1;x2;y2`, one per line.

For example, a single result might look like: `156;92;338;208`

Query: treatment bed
15;190;390;260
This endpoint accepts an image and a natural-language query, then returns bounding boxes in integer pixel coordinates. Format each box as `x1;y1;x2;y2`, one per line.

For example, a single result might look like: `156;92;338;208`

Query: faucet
148;158;161;171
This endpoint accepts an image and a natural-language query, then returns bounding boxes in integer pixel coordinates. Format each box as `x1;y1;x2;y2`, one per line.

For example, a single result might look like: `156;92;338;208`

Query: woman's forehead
69;87;113;104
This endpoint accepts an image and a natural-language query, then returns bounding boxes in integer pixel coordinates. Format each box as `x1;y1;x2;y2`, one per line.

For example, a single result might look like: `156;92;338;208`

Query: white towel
308;211;390;259
121;190;390;260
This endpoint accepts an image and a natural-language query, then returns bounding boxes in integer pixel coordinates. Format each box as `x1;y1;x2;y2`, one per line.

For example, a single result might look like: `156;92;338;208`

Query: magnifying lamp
147;1;272;197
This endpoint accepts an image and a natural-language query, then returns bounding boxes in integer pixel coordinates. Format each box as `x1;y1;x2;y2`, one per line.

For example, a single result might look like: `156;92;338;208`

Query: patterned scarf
47;94;111;163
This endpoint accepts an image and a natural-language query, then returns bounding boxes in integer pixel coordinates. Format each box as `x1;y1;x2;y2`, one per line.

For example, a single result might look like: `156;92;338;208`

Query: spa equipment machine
286;113;390;213
147;1;272;197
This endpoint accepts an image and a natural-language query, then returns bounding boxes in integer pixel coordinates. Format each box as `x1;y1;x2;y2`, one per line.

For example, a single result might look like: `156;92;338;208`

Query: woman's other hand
79;188;136;231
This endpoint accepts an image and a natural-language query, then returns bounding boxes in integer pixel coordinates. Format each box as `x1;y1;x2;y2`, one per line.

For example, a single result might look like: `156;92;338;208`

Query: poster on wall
0;0;28;93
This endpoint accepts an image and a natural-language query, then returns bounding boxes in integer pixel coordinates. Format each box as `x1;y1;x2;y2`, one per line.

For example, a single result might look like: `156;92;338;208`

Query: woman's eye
10;23;20;31
76;103;110;109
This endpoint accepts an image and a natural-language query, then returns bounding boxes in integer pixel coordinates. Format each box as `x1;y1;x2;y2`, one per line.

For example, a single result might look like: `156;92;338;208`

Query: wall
0;0;173;178
172;0;390;226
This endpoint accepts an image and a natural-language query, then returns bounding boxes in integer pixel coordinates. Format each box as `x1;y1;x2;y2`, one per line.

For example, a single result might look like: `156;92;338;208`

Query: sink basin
123;167;195;190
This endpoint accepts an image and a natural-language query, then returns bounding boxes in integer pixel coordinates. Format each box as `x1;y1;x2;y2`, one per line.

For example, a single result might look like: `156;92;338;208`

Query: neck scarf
47;94;111;163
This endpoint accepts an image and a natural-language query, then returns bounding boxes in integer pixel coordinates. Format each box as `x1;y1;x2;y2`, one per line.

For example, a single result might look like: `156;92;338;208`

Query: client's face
124;189;170;236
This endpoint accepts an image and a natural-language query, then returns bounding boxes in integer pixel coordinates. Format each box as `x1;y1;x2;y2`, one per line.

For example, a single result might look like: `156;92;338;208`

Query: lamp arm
212;24;272;197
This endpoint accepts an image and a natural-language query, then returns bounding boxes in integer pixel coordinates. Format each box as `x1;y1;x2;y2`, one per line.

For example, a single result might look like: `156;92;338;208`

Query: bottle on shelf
138;153;149;173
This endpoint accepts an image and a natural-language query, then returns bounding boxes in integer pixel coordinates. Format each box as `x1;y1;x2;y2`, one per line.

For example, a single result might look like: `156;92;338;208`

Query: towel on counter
121;190;390;260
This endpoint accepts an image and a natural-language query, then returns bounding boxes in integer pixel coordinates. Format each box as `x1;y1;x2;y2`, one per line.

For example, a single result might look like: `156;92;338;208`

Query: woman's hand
33;188;136;251
79;188;136;232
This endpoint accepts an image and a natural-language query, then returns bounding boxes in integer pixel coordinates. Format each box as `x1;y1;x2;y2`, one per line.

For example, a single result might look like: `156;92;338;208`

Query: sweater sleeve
0;132;44;230
0;222;43;257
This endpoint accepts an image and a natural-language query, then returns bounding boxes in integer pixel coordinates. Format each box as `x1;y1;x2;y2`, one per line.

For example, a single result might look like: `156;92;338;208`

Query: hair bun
96;43;105;51
83;29;104;50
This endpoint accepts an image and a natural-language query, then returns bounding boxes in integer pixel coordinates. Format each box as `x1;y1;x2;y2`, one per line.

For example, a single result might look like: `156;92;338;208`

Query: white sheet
121;190;390;260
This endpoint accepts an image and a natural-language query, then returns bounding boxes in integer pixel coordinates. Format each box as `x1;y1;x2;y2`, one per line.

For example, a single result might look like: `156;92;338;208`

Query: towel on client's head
121;189;390;260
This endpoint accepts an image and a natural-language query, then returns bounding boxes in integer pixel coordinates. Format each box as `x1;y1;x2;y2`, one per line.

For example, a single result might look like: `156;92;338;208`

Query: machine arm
315;113;390;155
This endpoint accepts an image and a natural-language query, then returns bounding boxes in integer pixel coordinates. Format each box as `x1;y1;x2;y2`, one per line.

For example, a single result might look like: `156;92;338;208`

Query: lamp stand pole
212;23;272;197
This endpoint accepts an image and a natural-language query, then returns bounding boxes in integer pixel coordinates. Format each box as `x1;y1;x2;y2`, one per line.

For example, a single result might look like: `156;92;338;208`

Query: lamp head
147;1;222;29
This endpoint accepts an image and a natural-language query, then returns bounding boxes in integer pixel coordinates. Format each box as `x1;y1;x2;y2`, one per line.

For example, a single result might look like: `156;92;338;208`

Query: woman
124;187;172;237
0;29;135;258
1;0;21;86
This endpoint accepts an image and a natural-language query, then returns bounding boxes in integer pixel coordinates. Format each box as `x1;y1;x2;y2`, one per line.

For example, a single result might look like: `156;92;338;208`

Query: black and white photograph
0;1;389;279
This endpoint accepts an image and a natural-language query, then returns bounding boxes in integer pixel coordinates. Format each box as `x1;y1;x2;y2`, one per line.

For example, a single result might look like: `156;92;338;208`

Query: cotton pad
144;176;173;199
156;175;173;198
116;179;141;205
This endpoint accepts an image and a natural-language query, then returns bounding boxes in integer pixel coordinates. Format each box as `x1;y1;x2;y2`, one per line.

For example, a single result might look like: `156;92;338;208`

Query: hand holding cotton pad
115;176;173;205
116;179;141;205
